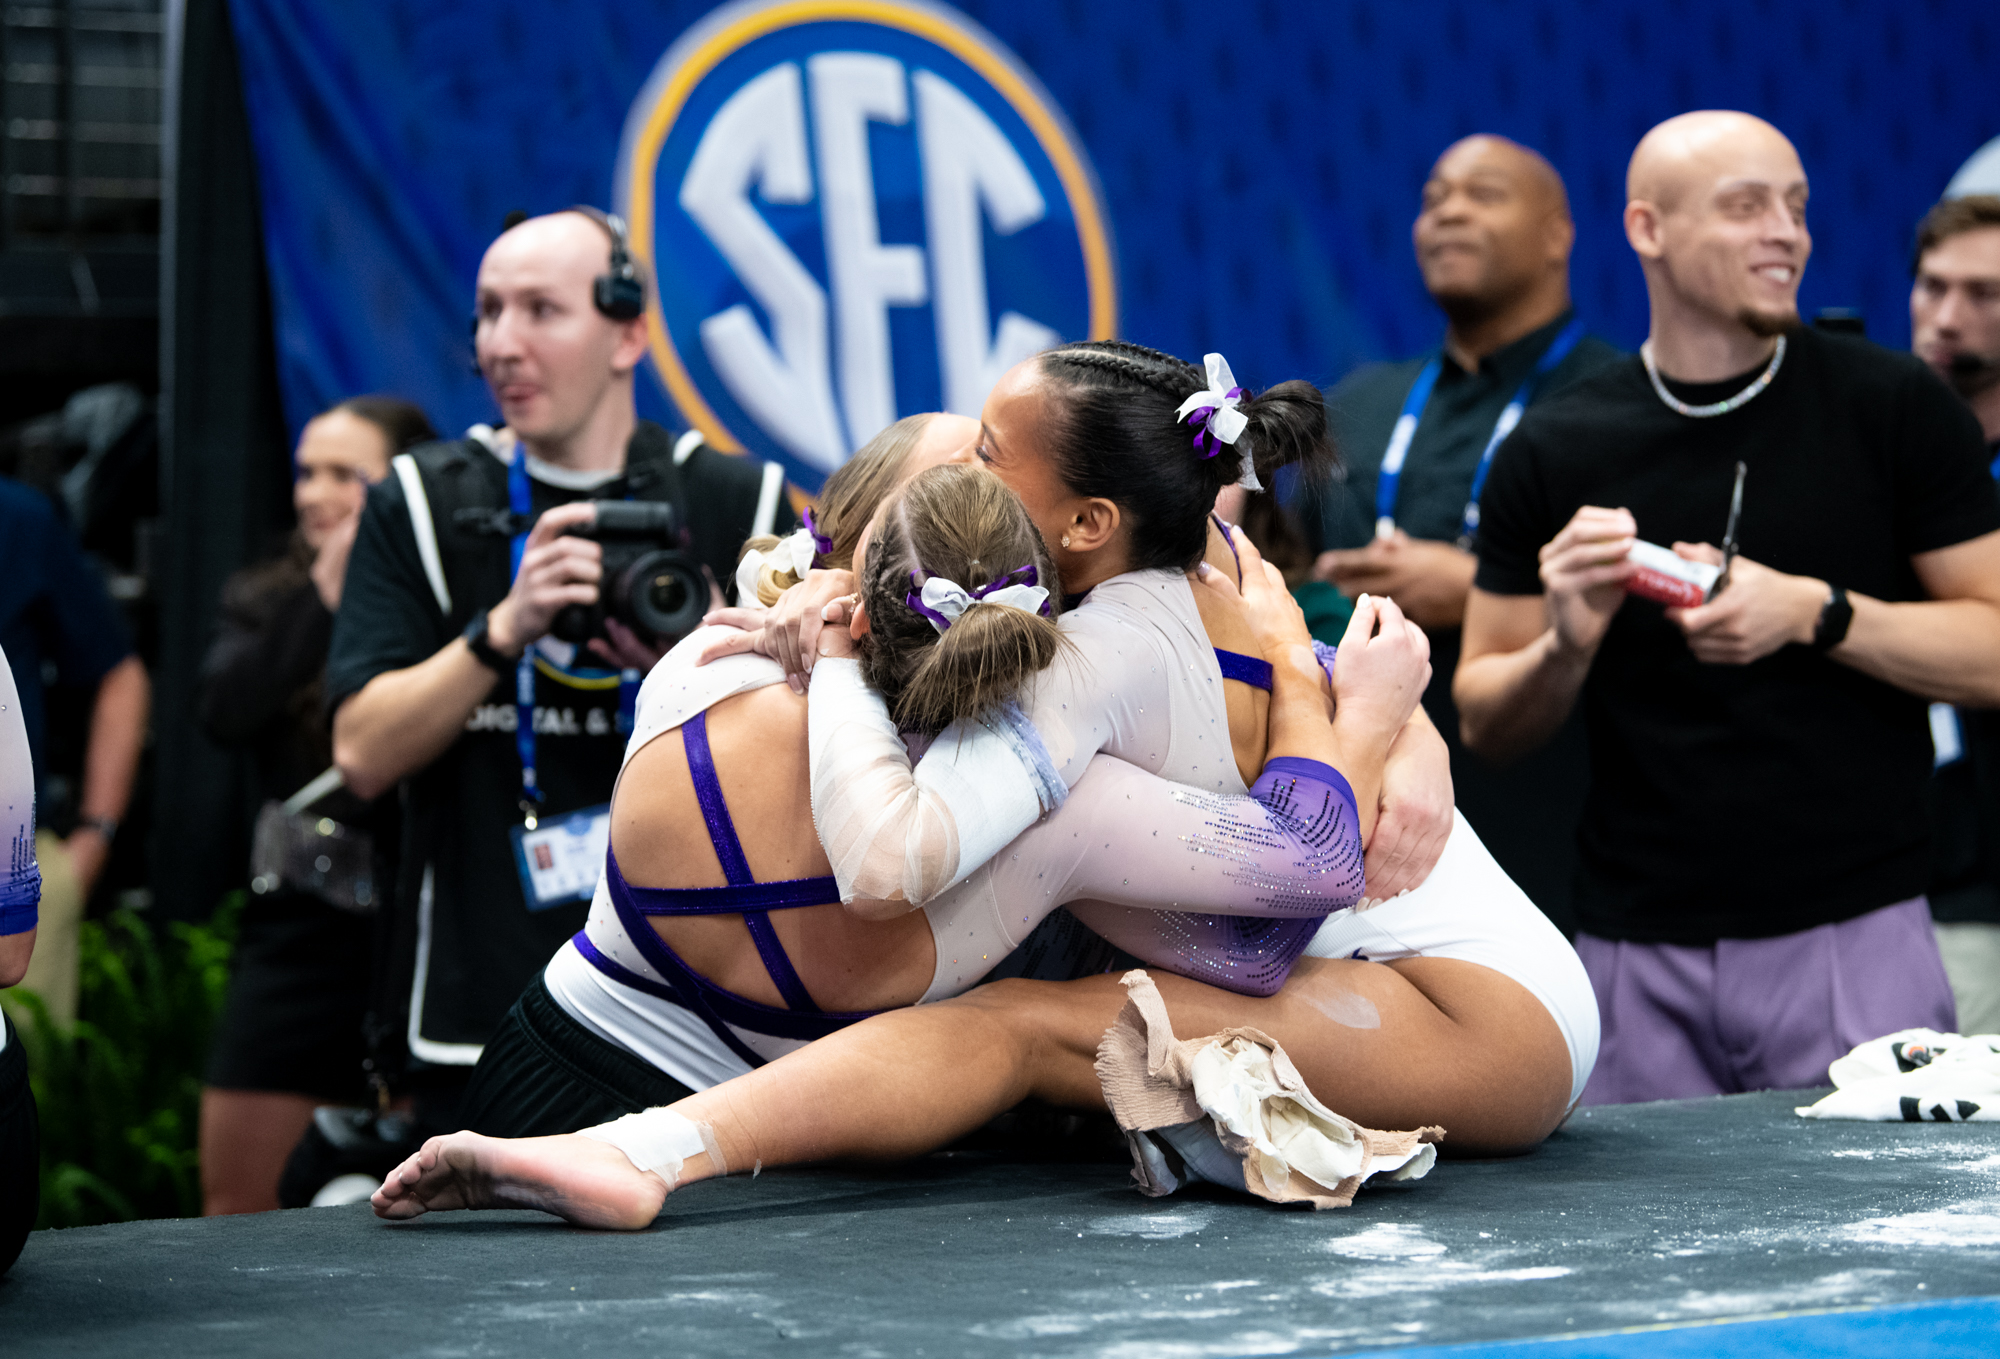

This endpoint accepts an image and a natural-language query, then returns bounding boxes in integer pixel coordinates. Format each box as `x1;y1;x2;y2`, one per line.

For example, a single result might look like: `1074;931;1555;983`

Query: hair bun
1240;380;1333;485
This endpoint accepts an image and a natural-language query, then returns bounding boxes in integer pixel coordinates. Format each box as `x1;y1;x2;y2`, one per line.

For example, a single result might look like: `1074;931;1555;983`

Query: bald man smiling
1457;113;2000;1104
1305;135;1621;929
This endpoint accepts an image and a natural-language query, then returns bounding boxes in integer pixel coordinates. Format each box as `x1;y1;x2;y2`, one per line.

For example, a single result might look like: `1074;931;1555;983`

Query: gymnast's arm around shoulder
1005;532;1430;924
1205;527;1429;845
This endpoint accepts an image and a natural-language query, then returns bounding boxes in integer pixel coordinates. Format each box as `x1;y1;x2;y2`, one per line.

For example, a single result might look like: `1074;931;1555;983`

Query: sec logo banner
618;0;1116;487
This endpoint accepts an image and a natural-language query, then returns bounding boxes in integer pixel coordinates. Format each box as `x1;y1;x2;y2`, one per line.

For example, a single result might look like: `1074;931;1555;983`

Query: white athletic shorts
1306;810;1600;1106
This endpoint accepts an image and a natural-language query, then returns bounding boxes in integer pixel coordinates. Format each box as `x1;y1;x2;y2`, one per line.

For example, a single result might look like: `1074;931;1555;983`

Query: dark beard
1435;287;1506;334
1736;304;1802;339
1945;351;2000;398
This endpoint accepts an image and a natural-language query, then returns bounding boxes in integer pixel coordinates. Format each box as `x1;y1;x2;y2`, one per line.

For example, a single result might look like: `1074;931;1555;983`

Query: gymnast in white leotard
814;562;1596;1105
800;347;1596;1104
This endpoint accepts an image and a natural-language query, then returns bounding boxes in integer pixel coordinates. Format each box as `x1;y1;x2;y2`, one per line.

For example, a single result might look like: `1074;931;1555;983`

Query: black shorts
205;892;373;1103
460;973;694;1138
2;1009;39;1277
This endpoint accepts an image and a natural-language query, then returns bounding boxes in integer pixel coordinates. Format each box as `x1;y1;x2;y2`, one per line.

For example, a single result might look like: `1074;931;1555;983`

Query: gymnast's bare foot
370;1131;669;1230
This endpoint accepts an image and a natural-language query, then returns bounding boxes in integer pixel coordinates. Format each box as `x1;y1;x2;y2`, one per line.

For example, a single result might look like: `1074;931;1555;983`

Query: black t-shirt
325;422;789;1054
1476;327;2000;944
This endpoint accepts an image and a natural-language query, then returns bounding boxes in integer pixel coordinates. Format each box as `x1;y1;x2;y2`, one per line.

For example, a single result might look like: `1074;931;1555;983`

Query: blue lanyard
505;450;645;828
1374;316;1587;548
506;451;542;825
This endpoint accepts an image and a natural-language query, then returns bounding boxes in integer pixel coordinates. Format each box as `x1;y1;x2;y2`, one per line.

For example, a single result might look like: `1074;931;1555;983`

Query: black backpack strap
389;452;454;616
399;438;510;633
645;426;796;588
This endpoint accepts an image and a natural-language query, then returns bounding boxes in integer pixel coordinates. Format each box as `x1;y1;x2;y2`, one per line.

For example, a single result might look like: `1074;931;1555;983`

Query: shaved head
1414;134;1577;352
1437;135;1571;222
1628;111;1801;213
1624;111;1810;346
481;211;618;295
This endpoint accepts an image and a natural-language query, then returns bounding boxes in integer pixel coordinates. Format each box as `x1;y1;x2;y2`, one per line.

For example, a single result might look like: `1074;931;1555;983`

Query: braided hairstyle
857;463;1065;737
1036;341;1334;571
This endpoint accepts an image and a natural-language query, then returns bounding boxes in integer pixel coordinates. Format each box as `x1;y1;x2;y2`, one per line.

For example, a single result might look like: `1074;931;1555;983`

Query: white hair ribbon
905;564;1052;634
733;526;819;607
1174;352;1262;492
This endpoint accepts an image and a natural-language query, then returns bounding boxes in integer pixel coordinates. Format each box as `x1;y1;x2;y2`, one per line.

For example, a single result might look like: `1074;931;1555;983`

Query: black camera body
454;500;707;648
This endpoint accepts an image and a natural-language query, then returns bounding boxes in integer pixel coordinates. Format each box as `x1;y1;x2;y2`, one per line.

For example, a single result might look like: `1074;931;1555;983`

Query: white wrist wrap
579;1109;713;1184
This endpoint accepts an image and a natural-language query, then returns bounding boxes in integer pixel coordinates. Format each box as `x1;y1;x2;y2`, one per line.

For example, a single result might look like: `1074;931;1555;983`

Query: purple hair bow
801;506;833;558
1184;387;1247;457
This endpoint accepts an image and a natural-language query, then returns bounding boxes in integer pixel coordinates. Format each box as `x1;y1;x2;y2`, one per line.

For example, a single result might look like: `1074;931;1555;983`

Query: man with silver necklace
1456;111;2000;1104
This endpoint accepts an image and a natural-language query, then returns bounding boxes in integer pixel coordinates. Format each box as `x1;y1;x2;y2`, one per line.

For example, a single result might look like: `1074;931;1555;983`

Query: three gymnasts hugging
372;342;1601;1230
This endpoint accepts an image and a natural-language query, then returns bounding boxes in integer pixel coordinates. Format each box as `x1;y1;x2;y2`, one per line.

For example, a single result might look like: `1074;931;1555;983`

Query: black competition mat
5;1089;1999;1357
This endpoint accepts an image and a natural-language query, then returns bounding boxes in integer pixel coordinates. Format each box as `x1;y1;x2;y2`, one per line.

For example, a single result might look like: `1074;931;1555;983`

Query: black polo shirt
1304;310;1623;553
1928;439;2000;927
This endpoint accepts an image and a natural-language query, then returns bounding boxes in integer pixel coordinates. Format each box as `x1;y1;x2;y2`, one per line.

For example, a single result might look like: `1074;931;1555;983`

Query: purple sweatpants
1577;897;1957;1105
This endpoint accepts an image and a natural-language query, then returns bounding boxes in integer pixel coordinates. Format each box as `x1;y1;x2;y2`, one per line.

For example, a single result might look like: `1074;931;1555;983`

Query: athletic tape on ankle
698;1120;727;1178
580;1109;710;1184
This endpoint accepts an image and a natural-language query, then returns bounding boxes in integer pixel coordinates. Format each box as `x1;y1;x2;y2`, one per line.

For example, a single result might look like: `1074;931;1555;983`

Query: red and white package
1623;540;1720;608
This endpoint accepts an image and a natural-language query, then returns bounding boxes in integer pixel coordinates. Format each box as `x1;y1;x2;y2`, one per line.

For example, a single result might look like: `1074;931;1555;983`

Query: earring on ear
1061;535;1071;549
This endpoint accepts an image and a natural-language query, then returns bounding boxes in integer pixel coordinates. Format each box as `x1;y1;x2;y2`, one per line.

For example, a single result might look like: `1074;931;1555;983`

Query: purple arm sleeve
1;646;41;936
961;753;1365;998
1067;757;1363;996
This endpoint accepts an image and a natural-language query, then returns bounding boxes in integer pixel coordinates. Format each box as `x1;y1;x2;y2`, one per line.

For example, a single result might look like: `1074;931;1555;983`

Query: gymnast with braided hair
374;345;1597;1228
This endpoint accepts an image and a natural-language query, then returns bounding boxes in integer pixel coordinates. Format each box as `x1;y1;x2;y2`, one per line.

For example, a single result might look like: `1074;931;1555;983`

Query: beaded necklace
1641;335;1786;418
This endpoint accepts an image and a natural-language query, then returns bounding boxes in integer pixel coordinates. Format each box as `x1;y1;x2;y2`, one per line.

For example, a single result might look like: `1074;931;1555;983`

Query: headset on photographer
469;205;645;370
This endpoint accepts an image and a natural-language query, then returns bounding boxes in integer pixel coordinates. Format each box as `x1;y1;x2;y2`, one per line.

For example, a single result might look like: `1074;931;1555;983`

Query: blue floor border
1340;1296;2000;1359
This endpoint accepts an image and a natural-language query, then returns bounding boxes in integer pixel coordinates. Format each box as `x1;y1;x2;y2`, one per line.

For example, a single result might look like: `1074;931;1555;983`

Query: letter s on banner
678;62;846;472
619;0;1115;490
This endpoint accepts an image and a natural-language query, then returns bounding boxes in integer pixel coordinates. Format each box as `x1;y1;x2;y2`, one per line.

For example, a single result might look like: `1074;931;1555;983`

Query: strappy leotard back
1209;512;1274;691
571;708;873;1067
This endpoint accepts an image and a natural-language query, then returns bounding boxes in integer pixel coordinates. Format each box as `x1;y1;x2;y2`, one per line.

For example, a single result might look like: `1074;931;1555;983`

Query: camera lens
647;570;690;617
620;549;706;643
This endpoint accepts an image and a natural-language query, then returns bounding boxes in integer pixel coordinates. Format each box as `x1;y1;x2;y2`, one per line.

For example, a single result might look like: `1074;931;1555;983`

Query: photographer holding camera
327;209;793;1126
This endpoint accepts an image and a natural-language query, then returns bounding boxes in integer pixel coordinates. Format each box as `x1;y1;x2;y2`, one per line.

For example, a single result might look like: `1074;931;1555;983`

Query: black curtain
151;0;292;921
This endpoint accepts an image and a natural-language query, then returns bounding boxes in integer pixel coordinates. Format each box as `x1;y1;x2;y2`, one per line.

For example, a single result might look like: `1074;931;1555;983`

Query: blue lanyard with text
1374;316;1587;548
506;452;644;828
506;451;543;827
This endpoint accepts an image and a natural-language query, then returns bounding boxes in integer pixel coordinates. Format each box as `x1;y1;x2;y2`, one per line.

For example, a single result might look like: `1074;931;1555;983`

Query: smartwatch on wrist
1810;585;1852;652
463;612;517;673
